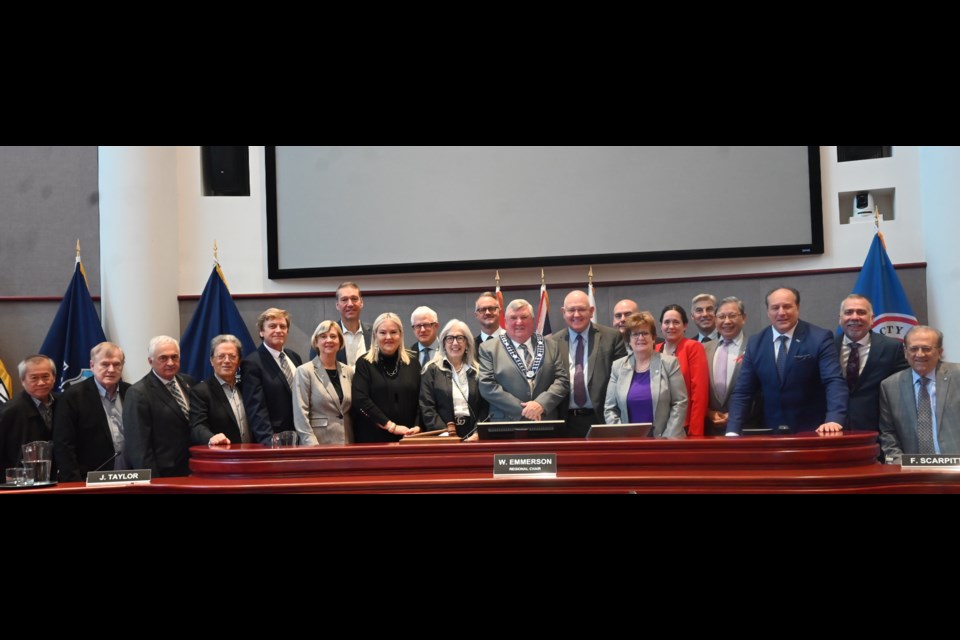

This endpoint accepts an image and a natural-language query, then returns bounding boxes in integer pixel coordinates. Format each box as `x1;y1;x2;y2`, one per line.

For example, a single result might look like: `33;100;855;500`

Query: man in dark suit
834;294;908;431
190;335;249;446
550;290;626;437
479;299;569;422
409;306;441;368
880;326;960;463
335;282;372;366
0;355;58;476
474;291;503;358
726;287;847;435
704;297;757;436
242;308;303;445
53;342;132;482
122;336;197;477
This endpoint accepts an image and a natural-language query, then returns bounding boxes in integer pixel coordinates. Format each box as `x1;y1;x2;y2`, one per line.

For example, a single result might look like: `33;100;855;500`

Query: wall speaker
837;146;892;163
202;146;250;196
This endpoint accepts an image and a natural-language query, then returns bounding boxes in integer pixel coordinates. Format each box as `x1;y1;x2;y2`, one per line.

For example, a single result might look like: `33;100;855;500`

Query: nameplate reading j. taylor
493;454;557;478
86;469;153;485
901;456;960;471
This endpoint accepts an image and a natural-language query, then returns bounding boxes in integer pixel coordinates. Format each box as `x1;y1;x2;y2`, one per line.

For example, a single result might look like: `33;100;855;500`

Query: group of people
1;281;956;482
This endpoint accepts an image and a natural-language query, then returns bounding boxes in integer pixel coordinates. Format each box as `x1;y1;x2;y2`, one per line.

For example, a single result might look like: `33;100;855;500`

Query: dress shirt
216;375;251;443
841;335;871;376
341;322;367;367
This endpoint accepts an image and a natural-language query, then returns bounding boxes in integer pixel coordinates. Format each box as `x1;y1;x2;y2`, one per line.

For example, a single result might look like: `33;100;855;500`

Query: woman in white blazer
604;311;687;438
293;320;354;445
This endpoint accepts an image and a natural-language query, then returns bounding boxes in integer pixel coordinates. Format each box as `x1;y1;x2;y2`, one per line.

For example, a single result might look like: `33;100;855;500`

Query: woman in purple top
604;311;687;438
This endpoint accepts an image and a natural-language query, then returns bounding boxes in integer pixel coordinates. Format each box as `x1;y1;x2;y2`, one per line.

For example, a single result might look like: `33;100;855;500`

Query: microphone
94;449;122;472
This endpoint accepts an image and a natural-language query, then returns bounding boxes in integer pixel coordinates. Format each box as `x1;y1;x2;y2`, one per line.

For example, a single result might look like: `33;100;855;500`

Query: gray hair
718;296;745;316
18;355;56;381
840;294;874;316
410;306;439;325
434;319;478;370
209;334;243;359
90;342;125;364
904;325;943;349
506;299;535;317
691;293;717;308
148;335;180;358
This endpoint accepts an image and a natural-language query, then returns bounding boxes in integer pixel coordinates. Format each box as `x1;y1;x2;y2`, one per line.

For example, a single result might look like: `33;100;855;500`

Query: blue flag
39;258;108;391
849;232;918;341
179;265;257;381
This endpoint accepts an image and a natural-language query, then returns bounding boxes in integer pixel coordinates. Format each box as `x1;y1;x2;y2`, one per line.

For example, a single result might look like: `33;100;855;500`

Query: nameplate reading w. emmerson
493;454;557;478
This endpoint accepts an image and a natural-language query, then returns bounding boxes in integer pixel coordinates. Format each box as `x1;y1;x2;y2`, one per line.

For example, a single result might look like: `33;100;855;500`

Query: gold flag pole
540;268;545;286
213;240;229;290
495;270;500;287
588;265;594;286
874;205;887;249
75;238;81;260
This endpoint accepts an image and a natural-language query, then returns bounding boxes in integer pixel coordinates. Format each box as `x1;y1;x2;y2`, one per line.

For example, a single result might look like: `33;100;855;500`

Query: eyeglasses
563;307;591;315
214;354;239;362
444;335;467;344
907;345;937;355
413;323;438;331
476;306;500;314
716;313;741;321
630;331;652;340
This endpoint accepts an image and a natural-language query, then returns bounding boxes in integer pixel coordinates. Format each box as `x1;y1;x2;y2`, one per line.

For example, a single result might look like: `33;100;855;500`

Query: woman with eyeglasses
604;312;687;438
655;304;709;436
292;320;353;446
420;319;489;440
352;312;422;442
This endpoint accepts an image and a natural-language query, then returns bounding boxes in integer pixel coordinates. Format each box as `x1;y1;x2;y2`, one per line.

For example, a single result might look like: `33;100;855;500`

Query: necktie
421;347;431;366
38;402;52;431
701;335;713;344
278;352;295;388
519;343;532;369
846;342;861;392
168;380;189;419
573;334;587;407
917;377;935;453
714;339;731;400
776;335;789;381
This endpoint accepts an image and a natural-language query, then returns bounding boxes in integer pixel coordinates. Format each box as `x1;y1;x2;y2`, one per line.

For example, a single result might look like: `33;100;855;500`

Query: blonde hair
363;313;412;366
311;320;345;351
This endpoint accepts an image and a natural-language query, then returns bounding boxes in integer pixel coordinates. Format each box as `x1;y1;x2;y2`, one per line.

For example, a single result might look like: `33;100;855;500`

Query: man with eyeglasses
53;342;132;481
879;325;960;463
335;282;372;366
703;297;755;435
834;294;908;432
550;290;626;437
690;293;719;344
122;336;203;477
473;292;503;358
725;287;847;436
189;335;250;446
409;306;441;369
0;355;58;477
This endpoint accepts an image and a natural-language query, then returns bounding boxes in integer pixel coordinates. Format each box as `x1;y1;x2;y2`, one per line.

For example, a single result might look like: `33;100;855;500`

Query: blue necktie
776;335;789;381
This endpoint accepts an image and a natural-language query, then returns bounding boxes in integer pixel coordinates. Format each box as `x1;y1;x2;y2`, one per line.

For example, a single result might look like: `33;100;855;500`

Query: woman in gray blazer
293;320;353;445
604;311;687;438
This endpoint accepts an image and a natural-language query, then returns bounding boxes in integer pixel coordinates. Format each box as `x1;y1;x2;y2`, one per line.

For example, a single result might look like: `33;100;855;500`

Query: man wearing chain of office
478;299;568;421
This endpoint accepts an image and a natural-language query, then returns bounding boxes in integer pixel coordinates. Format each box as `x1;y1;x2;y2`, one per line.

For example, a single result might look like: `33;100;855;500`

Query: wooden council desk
3;431;959;493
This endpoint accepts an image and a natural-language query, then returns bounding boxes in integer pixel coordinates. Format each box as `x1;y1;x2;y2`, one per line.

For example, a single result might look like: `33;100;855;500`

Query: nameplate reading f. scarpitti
900;456;960;471
86;469;153;486
493;454;557;478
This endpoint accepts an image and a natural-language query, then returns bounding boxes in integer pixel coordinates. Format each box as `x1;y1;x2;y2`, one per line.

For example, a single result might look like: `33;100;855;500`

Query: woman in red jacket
655;304;709;436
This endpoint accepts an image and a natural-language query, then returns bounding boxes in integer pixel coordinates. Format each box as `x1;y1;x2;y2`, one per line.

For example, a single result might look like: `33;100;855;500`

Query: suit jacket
53;377;131;482
549;323;627;423
351;351;421;443
122;372;196;477
656;337;709;436
0;390;58;475
336;322;373;365
474;329;503;360
409;340;441;369
189;376;244;445
241;343;303;445
478;334;569;421
691;330;719;344
703;334;759;434
879;362;960;462
727;320;848;434
604;352;687;439
834;332;909;431
420;359;490;437
293;358;353;445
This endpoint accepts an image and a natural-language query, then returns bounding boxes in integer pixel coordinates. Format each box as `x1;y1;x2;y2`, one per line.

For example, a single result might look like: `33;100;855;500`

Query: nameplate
493;454;557;478
86;469;153;485
901;456;960;471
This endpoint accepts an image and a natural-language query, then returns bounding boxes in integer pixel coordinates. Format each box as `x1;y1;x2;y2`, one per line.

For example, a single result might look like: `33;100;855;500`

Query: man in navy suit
834;294;908;431
726;287;847;435
241;308;302;445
